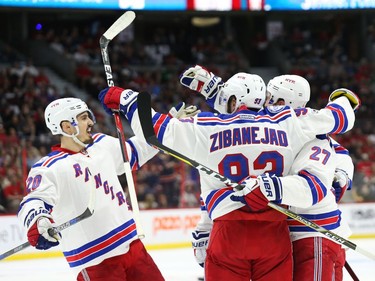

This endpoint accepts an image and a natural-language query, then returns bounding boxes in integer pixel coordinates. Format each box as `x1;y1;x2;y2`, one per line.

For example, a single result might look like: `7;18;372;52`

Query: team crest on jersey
268;105;286;113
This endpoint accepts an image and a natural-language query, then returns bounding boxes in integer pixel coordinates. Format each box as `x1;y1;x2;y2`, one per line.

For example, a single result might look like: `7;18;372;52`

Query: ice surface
0;238;374;281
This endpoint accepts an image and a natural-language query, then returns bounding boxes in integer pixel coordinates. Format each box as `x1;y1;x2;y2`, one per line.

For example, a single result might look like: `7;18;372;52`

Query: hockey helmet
44;97;95;137
214;72;266;114
266;75;310;108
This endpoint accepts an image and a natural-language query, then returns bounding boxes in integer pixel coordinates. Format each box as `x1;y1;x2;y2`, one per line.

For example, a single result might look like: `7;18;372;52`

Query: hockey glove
192;230;210;268
99;86;139;116
27;217;61;250
332;168;352;202
180;65;223;99
168;102;201;119
231;174;283;211
329;88;361;112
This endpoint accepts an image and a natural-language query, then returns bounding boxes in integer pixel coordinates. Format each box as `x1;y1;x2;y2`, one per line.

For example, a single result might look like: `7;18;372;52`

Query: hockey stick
99;11;145;239
0;181;96;261
345;261;360;281
136;91;375;261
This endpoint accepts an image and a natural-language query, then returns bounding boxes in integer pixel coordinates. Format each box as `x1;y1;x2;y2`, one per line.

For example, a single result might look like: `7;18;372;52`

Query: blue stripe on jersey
152;112;171;141
332;143;349;155
86;133;106;149
126;138;139;170
298;170;327;205
205;188;233;219
288;209;341;232
32;151;62;168
64;219;137;267
43;154;69;167
120;97;138;122
197;109;292;127
327;104;348;134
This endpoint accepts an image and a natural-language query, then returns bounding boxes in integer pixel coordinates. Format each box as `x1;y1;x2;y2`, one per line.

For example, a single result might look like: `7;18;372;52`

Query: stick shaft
344;261;360;281
99;11;144;239
0;206;94;260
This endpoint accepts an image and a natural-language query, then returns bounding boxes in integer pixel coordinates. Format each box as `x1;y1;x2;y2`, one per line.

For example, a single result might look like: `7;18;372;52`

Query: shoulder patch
268;105;287;114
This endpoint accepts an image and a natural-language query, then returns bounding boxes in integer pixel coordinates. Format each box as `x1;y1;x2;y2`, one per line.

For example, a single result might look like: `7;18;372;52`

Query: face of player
76;111;94;145
265;92;285;107
228;96;237;113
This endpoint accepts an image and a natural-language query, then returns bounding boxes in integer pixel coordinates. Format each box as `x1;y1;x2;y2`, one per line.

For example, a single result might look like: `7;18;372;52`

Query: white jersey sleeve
280;137;335;208
291;96;355;136
195;197;213;232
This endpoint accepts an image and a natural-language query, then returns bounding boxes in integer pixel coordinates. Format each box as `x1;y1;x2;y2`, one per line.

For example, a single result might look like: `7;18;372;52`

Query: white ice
0;238;374;281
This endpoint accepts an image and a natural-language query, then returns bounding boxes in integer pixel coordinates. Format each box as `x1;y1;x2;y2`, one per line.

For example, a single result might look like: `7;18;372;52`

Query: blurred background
0;0;374;215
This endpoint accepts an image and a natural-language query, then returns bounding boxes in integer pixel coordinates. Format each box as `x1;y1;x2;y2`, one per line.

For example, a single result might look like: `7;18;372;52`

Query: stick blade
103;11;136;40
137;92;155;140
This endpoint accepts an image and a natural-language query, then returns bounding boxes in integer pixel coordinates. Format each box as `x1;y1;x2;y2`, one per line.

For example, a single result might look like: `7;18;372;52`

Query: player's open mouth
87;127;92;135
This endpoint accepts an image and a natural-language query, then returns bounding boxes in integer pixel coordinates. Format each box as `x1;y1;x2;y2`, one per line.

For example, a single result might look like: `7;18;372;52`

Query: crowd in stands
276;18;375;202
1;14;375;214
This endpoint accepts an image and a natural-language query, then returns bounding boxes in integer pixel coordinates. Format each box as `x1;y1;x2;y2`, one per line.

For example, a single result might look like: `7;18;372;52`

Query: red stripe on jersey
300;170;325;202
198;115;240;123
288;215;339;227
92;133;103;141
42;152;66;167
206;187;232;213
66;223;136;263
154;114;168;138
256;109;292;121
326;105;344;134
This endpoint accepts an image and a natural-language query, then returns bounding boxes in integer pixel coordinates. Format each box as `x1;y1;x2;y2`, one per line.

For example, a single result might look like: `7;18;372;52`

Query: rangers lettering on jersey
210;126;288;152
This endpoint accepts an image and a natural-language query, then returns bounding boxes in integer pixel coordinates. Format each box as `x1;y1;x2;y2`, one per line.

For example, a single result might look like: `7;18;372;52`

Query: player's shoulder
91;133;108;143
259;105;294;119
31;150;70;169
197;111;218;118
87;133;118;150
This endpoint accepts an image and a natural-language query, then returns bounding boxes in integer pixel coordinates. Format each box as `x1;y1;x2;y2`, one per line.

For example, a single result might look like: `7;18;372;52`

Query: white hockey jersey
125;96;355;222
18;133;158;276
193;120;354;241
285;135;352;241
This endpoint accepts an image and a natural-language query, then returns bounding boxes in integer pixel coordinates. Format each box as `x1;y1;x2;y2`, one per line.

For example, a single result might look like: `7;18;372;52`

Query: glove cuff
258;174;283;204
119;90;139;117
26;208;53;230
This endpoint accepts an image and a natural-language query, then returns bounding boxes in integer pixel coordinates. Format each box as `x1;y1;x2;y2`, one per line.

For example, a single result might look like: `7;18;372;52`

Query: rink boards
1;203;374;261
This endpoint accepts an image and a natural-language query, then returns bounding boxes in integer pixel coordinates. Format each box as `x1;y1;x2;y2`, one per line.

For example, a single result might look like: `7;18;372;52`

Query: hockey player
18;98;164;281
98;75;358;281
266;75;355;281
180;67;356;281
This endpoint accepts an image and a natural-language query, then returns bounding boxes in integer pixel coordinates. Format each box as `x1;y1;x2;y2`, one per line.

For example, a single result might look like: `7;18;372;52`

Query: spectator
2;170;23;213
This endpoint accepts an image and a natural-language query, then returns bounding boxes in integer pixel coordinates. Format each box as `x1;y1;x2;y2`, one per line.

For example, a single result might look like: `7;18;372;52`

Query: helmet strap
72;135;87;148
61;123;87;148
